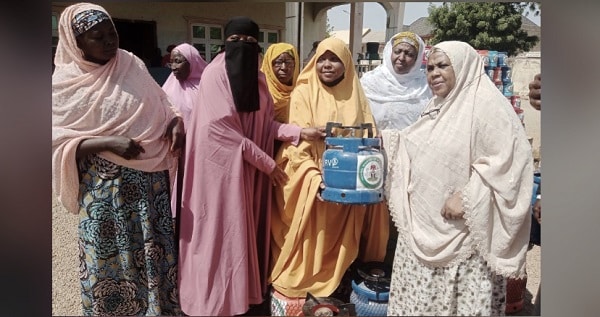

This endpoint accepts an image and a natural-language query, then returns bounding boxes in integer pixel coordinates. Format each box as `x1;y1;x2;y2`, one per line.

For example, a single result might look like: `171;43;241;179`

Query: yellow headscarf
269;36;388;298
260;43;300;123
291;36;377;134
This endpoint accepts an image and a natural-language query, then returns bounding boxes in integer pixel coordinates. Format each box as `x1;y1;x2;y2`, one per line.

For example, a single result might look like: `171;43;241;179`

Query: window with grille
190;23;224;62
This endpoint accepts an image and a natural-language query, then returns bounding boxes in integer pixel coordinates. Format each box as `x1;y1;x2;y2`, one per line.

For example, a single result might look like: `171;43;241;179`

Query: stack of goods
478;50;524;126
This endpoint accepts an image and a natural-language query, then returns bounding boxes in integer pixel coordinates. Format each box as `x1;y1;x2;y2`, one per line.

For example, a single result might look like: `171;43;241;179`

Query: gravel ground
52;194;81;316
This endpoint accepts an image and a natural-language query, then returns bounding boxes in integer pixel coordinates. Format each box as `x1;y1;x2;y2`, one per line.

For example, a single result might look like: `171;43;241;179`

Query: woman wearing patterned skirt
381;41;533;315
52;3;184;315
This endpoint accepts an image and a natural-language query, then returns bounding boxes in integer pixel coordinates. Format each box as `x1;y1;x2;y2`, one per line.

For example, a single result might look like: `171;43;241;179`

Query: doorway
113;18;159;67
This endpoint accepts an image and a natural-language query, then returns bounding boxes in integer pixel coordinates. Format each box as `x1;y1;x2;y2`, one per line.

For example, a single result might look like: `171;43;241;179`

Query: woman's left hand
165;116;185;152
441;191;465;220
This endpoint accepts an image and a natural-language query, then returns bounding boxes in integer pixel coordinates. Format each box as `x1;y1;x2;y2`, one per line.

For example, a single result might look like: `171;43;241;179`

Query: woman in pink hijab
177;16;324;316
162;43;207;228
162;43;208;128
52;3;183;315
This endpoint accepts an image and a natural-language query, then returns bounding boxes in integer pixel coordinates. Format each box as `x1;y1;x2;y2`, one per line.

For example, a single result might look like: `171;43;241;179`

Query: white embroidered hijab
52;2;179;214
360;32;432;130
382;41;533;278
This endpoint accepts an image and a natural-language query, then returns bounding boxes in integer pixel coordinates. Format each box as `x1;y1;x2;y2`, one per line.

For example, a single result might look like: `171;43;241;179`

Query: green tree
326;17;334;37
428;2;539;56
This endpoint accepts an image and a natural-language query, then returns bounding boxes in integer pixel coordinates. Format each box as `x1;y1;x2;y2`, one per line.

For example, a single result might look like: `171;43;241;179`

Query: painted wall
52;2;287;54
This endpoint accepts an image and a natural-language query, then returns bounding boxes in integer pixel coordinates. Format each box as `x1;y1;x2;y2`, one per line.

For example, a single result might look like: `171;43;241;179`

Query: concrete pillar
284;2;299;47
348;2;364;62
386;2;406;40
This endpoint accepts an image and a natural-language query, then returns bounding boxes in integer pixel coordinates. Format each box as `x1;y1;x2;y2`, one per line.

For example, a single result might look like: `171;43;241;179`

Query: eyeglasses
273;59;295;67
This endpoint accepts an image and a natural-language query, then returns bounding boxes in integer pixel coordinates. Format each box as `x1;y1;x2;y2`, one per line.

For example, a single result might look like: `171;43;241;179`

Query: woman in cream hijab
269;37;389;313
382;41;533;316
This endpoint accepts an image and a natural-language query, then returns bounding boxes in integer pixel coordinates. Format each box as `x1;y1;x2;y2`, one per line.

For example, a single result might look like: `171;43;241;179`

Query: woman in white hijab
360;31;432;130
382;41;533;316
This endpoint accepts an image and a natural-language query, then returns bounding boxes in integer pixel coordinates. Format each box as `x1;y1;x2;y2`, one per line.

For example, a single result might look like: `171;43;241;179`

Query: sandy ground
52;193;541;316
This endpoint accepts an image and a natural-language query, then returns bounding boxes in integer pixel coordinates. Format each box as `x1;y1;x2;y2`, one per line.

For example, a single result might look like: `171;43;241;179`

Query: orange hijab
260;43;300;123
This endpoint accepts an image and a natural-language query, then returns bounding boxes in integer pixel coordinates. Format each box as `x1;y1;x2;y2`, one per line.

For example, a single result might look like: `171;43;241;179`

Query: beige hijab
382;41;533;278
52;3;179;214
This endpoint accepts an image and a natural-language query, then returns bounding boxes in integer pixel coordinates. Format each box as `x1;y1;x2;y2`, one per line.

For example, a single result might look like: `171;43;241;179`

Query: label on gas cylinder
356;154;384;190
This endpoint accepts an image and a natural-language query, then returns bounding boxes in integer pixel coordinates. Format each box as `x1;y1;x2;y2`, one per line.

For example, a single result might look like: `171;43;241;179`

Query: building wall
52;2;287;55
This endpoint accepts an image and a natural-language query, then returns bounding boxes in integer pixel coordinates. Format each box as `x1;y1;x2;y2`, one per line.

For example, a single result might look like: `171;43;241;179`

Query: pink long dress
177;52;301;316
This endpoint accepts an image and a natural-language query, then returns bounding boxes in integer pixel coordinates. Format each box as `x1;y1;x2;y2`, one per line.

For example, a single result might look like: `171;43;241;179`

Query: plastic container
497;52;508;67
477;50;489;67
502;81;513;96
488;50;498;67
494;80;503;92
492;67;502;82
501;66;512;82
485;66;494;80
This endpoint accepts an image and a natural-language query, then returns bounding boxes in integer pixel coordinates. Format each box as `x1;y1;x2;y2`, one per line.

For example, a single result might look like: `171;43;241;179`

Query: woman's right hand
106;136;145;160
269;166;289;187
316;182;326;202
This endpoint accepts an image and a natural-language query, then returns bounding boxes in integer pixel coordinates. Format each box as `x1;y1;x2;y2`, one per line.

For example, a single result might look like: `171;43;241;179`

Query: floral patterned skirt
387;237;506;316
77;155;181;316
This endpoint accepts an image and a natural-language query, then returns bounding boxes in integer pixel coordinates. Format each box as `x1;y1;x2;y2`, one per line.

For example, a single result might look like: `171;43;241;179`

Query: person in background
528;72;541;315
260;42;300;124
162;43;208;129
177;16;324;316
360;31;432;130
303;40;321;65
260;42;301;155
161;43;208;237
150;47;162;67
381;41;533;316
52;3;184;315
528;73;541;110
161;44;176;67
269;37;389;315
359;31;432;266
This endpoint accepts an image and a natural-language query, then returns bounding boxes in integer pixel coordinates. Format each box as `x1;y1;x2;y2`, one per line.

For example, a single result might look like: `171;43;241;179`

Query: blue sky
327;2;541;32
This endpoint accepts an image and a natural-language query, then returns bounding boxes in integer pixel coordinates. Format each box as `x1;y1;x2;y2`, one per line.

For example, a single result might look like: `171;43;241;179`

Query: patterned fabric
78;155;181;316
270;289;305;316
386;238;506;316
71;9;110;36
391;31;421;52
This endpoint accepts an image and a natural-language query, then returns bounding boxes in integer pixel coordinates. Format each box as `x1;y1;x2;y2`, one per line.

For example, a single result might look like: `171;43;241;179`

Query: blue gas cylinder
321;122;385;205
350;262;391;316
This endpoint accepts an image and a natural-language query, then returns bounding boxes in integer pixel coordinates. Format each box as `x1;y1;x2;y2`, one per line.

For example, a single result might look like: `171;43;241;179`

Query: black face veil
224;17;261;113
